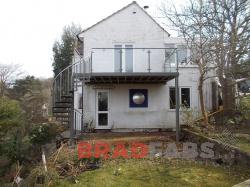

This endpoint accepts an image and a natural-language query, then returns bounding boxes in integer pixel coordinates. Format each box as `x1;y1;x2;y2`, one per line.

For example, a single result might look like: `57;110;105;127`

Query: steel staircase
52;57;91;136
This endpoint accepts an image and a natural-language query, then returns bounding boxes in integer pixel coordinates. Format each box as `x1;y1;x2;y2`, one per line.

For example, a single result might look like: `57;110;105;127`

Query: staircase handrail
52;57;90;106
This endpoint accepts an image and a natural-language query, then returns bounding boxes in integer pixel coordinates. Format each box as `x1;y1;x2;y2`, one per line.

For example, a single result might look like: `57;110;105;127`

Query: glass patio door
114;44;133;72
96;90;110;128
125;45;133;72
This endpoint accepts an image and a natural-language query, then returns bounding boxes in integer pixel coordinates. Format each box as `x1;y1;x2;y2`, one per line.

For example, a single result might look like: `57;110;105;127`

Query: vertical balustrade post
83;59;86;74
69;67;71;91
56;79;58;102
67;68;70;93
119;49;122;72
69;67;74;144
175;48;178;72
62;73;65;95
147;50;151;72
53;81;55;106
164;49;166;72
80;60;82;74
59;73;62;98
90;51;93;73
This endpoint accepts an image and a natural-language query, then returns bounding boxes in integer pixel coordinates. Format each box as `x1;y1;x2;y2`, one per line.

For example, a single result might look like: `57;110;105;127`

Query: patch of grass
53;159;249;187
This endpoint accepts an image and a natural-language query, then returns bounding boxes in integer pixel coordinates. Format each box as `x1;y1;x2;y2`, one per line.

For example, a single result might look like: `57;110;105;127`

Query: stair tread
53;111;71;114
56;116;70;119
53;106;71;108
56;120;70;122
56;101;72;104
61;95;73;98
54;114;70;117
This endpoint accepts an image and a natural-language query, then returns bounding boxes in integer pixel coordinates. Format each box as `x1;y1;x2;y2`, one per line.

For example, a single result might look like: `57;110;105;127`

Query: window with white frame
169;87;191;109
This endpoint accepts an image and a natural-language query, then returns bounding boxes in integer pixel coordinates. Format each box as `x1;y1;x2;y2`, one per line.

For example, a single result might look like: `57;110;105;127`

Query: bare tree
161;0;215;125
161;0;250;121
206;0;250;114
0;63;22;97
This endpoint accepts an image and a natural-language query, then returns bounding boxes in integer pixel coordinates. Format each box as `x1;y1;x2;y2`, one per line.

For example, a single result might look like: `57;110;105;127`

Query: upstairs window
177;45;187;64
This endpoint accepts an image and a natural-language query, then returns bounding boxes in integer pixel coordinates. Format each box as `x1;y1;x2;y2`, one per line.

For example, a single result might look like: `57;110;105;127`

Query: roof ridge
78;1;170;36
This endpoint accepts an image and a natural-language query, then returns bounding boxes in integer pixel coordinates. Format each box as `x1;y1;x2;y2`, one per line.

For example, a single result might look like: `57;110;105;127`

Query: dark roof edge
77;1;170;37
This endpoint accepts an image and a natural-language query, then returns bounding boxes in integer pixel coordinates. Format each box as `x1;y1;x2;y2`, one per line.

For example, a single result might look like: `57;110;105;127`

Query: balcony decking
75;72;178;84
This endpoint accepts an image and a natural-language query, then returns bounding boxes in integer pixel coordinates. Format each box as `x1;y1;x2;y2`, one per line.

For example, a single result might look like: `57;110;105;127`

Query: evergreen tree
52;23;82;76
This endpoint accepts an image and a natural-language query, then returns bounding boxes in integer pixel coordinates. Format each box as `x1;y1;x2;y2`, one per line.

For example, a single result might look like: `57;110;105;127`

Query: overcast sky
0;0;181;78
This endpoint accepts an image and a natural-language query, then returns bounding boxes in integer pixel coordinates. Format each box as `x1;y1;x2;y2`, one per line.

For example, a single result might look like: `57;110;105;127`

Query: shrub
29;122;65;147
2;130;31;163
238;96;250;121
24;165;59;186
0;97;24;134
181;106;201;127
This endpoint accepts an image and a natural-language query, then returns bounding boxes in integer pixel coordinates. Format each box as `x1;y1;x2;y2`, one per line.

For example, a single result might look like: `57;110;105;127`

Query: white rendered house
52;1;216;135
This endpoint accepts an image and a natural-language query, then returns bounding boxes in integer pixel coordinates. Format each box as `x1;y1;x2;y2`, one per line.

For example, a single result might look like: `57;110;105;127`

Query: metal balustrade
52;47;178;136
74;109;83;134
52;58;86;134
53;58;85;106
90;48;178;73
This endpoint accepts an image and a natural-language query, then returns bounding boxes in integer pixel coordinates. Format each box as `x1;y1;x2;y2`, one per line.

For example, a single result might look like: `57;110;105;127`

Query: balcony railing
73;48;178;75
92;47;177;73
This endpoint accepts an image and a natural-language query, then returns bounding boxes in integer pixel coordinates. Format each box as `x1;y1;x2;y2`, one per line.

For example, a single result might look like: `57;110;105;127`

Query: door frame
95;89;110;129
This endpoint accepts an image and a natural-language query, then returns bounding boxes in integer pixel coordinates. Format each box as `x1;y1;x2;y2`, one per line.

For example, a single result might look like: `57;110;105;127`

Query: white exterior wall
79;3;169;73
73;2;216;130
78;66;215;129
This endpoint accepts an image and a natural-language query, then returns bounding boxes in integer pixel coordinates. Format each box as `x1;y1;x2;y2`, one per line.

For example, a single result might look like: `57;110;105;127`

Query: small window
169;87;176;109
181;88;190;108
169;87;191;109
129;89;148;108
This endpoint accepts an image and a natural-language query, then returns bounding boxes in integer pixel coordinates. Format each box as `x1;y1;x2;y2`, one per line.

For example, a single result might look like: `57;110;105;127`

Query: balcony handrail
91;47;179;73
92;47;178;49
52;57;91;108
54;58;84;81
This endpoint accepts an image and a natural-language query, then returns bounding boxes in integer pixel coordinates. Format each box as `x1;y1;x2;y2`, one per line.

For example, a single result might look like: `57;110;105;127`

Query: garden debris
48;144;100;178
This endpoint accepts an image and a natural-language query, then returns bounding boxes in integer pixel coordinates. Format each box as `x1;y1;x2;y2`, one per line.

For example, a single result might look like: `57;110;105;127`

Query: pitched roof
78;1;170;36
